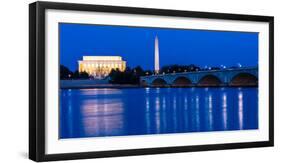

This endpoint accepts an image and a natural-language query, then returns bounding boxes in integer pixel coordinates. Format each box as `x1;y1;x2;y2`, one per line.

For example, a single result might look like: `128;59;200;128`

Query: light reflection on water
60;87;258;139
81;99;125;137
205;93;213;131
222;93;227;130
238;91;244;130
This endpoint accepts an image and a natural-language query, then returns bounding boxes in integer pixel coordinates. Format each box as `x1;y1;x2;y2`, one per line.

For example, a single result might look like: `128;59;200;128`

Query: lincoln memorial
78;56;126;79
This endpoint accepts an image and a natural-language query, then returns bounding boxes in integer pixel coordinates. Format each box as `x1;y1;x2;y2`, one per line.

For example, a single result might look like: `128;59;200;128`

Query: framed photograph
29;1;274;162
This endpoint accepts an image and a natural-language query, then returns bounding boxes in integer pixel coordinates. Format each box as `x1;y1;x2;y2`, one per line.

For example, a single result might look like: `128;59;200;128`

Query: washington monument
154;35;160;74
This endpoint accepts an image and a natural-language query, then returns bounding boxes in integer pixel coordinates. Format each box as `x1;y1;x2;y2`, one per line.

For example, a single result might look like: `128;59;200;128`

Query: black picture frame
29;1;274;162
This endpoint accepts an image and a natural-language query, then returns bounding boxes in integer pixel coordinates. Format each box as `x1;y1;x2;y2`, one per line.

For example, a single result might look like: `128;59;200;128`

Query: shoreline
61;84;142;89
60;80;257;89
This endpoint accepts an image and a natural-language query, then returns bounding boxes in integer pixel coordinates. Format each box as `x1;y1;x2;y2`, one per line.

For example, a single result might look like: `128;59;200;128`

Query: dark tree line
108;66;152;84
60;63;232;84
60;65;89;80
160;64;201;74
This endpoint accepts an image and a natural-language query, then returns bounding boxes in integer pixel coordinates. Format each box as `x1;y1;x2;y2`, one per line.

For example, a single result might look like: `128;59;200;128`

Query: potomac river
60;87;258;139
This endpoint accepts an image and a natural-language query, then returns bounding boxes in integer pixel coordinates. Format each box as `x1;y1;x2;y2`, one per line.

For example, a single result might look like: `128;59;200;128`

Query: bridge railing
141;66;258;78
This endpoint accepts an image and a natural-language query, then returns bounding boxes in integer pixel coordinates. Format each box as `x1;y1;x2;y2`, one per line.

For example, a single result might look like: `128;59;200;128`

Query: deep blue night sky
59;23;258;71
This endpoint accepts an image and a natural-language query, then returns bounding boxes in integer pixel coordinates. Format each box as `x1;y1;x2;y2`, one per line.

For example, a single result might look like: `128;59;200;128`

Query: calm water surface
60;87;258;139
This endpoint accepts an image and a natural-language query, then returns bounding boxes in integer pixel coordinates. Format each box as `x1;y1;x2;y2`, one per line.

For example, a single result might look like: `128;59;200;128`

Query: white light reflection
191;87;195;92
195;94;200;131
162;97;167;131
184;96;188;110
145;87;150;94
222;93;228;130
162;97;166;109
81;90;125;137
155;97;161;133
156;87;160;94
238;91;244;129
208;94;213;130
146;97;150;111
173;96;177;109
145;97;151;133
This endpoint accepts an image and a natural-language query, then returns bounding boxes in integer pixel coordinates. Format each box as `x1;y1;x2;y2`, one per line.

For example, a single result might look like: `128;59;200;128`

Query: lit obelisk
154;35;160;74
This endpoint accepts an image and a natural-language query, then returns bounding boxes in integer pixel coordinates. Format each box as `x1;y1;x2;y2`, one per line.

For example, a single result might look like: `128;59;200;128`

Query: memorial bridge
140;67;258;87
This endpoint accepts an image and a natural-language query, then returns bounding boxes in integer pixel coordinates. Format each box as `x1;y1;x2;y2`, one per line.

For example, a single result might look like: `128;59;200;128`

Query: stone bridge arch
229;73;258;86
226;69;258;83
197;74;222;86
171;76;192;87
151;78;168;87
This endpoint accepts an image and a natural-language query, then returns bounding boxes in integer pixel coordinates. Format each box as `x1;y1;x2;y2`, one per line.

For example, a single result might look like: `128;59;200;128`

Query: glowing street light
237;63;242;68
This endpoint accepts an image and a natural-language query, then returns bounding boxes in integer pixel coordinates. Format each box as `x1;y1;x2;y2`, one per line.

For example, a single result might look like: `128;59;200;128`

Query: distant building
78;56;126;79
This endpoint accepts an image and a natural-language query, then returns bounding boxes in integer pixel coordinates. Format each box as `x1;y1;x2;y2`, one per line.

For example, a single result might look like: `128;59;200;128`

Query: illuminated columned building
78;56;126;79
